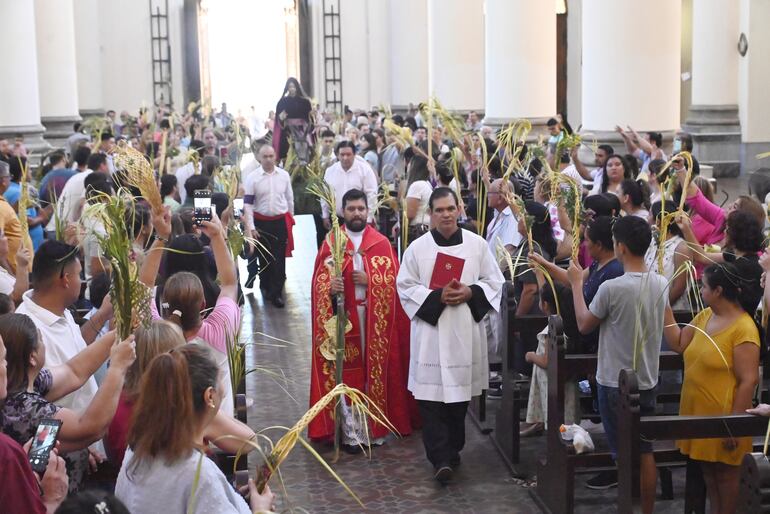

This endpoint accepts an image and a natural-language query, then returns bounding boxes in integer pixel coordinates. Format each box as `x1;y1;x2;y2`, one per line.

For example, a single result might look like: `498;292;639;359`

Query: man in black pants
243;145;294;308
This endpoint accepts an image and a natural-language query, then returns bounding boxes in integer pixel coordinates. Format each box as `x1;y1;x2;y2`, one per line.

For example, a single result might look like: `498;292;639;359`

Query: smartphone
193;189;212;224
233;198;244;218
28;418;62;474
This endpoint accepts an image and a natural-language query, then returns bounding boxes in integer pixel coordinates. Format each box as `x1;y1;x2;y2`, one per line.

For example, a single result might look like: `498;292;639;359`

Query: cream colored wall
738;0;770;142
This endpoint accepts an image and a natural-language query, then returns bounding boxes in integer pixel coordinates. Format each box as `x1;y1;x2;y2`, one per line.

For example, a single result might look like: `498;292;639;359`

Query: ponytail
128;344;219;471
162;272;204;332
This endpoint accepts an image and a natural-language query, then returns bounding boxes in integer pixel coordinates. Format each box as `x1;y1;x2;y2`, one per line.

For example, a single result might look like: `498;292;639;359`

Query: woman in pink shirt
140;206;240;415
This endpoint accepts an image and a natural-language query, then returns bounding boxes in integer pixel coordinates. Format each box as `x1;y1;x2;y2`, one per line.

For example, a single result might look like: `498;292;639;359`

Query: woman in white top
618;178;651;220
116;344;275;514
405;153;433;241
597;154;632;197
644;200;694;310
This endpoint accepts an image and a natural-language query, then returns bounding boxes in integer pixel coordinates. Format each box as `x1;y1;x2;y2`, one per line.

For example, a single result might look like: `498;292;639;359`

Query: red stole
252;212;296;257
308;226;413;440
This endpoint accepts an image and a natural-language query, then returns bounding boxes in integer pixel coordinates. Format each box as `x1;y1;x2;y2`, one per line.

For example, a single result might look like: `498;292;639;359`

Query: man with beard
308;189;412;451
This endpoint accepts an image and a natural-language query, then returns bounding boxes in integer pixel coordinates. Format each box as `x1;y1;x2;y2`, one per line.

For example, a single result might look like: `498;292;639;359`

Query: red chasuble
308;226;413;441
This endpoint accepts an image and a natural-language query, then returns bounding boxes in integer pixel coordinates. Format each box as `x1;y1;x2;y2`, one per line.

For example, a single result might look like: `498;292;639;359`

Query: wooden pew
532;316;687;514
491;281;548;468
616;368;768;512
738;453;770;513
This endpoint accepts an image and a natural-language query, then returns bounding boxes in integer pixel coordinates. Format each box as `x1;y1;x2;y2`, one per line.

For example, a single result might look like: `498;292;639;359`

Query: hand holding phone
233;198;244;219
193;189;212;224
28;418;62;474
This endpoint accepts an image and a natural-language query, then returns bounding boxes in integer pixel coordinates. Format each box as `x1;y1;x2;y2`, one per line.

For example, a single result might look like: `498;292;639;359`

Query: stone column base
0;123;51;159
683;104;741;178
42;115;82;149
79;108;105;119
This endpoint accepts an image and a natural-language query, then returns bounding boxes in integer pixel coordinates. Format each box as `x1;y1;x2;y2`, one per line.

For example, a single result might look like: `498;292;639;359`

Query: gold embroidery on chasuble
314;266;337;397
367;254;394;412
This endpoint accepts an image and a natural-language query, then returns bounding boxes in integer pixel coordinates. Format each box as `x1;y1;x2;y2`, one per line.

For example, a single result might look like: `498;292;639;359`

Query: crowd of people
1;73;770;514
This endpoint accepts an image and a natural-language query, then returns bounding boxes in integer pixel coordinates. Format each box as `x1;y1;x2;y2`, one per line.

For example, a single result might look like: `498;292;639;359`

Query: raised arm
662;304;694;353
616;125;637;154
567;261;601;334
10;245;31;305
199;211;237;300
732;342;760;414
571;147;594;181
675;214;722;266
139;205;172;288
80;295;113;345
628;126;654;156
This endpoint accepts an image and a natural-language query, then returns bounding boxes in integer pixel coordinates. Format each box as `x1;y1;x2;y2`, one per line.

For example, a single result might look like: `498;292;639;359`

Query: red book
430;253;465;289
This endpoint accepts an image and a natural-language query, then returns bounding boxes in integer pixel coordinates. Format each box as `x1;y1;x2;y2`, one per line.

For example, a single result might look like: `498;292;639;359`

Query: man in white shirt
16;240;114;412
54;153;109;227
321;141;378;229
243;145;294;308
572;144;614;195
485;179;522;393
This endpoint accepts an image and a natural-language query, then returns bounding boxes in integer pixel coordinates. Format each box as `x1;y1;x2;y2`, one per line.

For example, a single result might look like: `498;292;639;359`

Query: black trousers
253;217;288;298
417;400;470;468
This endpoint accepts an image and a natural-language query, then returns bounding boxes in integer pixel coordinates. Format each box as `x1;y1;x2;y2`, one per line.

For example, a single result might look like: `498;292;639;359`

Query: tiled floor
240;214;708;513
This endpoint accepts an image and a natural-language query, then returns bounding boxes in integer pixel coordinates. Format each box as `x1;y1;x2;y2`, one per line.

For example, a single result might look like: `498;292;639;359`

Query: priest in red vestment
308;188;413;447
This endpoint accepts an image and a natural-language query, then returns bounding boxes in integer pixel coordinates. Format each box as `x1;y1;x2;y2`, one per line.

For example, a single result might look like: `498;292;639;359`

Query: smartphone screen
193;189;212;223
29;418;62;474
233;198;244;218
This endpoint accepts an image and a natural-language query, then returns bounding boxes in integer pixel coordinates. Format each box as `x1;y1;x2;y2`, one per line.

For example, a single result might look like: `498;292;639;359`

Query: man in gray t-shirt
589;271;669;390
568;215;671;512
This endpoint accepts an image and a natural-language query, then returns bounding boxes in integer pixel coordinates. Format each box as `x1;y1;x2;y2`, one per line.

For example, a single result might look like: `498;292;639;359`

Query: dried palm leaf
112;142;163;214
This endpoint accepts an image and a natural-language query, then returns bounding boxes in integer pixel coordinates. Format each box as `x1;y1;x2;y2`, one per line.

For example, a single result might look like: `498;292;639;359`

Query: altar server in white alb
397;187;504;485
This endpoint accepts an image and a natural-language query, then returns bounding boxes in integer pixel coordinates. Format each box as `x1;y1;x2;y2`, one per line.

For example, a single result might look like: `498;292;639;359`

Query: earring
209;402;216;409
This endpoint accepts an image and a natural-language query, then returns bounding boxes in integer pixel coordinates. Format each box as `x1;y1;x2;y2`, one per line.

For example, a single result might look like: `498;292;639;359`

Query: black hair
428;187;459;210
407;153;430;185
583;193;621;217
32;240;79;285
72;121;81;132
101;132;114;141
601;154;632;192
360;133;376;152
546;118;559;127
164;234;220;310
211;192;229;217
321;129;335;139
89;272;111;309
0;293;14;315
524;200;558;259
648;159;668;183
85;176;113;201
159;118;171;130
679;132;694;152
8;156;25;182
160;174;178;199
650;200;682;236
342;188;367;209
54;489;130;514
86;152;107;171
391;114;404;126
597;144;614;156
49;151;66;167
184;175;210;202
703;262;762;319
335;140;356;154
620;178;650;209
585;215;615;251
611;215;651;257
282;77;308;99
647;131;663;148
540;283;580;341
726;210;764;254
73;145;91;167
125;202;150;241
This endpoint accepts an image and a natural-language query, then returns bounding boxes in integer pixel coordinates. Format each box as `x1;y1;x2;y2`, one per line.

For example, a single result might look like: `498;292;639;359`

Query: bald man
485;178;522;396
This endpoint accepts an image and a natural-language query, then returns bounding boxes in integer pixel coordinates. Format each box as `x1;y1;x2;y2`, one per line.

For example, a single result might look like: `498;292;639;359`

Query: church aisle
243;215;540;513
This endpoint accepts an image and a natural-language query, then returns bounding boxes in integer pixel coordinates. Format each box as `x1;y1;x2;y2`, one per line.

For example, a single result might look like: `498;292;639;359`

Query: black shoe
585;470;618;490
487;386;502;399
244;274;256;289
434;465;453;485
342;444;363;455
271;296;285;308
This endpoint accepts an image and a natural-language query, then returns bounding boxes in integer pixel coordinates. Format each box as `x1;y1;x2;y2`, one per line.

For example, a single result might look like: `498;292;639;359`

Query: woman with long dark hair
273;77;313;162
599;154;633;196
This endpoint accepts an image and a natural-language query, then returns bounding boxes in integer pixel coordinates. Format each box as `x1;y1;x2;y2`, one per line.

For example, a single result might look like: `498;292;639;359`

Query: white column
684;0;741;176
484;0;555;124
427;0;484;112
389;0;428;109
73;0;104;116
738;0;770;173
691;0;738;106
582;0;681;133
35;0;81;145
0;0;48;152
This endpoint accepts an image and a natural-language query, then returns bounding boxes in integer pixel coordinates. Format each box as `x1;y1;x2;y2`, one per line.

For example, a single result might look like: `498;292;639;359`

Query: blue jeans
597;383;656;458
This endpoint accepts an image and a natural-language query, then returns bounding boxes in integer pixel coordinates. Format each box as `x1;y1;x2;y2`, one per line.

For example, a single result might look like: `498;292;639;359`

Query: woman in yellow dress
665;261;762;514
